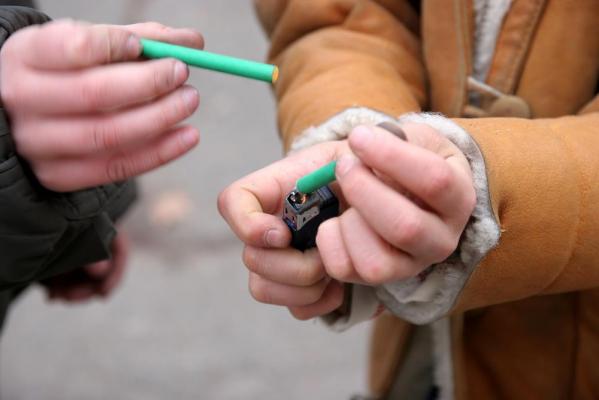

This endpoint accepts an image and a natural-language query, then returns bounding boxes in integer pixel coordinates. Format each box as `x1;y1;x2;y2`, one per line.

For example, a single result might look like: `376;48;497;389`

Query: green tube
296;161;337;194
140;39;279;83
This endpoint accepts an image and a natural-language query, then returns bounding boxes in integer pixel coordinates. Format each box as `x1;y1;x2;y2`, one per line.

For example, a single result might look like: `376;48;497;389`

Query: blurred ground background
0;1;370;399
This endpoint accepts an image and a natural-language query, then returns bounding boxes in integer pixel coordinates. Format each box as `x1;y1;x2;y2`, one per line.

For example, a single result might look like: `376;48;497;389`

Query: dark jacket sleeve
0;6;137;291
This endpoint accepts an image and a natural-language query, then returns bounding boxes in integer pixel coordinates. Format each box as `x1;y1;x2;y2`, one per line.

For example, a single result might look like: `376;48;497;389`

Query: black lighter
282;185;339;251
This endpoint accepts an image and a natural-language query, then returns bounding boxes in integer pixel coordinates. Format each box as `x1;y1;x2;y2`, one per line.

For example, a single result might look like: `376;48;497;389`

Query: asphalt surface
0;1;370;399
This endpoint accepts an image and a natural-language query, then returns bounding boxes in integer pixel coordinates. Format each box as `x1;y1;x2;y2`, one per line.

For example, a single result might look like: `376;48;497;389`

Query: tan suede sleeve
254;0;427;149
453;111;599;312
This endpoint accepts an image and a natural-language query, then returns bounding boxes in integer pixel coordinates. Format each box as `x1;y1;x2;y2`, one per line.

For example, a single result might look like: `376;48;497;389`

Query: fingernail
127;35;141;57
180;129;199;147
377;121;407;140
265;229;286;248
349;126;373;150
182;87;199;111
336;155;359;178
174;61;189;84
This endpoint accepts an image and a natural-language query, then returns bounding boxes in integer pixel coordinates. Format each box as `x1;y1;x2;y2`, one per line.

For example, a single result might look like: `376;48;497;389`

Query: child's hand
1;20;203;191
42;232;129;302
317;124;476;286
219;123;475;320
219;141;351;319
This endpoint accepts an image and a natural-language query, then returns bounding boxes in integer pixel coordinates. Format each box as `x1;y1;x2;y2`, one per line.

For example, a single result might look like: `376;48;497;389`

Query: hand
219;122;475;320
316;123;476;285
219;141;351;320
42;232;129;303
0;20;203;191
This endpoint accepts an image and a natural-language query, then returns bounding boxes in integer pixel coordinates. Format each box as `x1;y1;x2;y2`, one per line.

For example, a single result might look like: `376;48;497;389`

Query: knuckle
217;187;233;218
152;148;170;169
151;61;176;96
154;104;174;132
324;257;352;282
295;263;324;286
249;277;272;305
79;80;105;110
91;119;120;152
391;213;423;247
105;156;131;182
289;307;312;321
242;247;261;274
358;254;394;285
240;223;264;246
424;164;454;199
305;284;326;304
67;30;95;65
145;21;169;32
107;29;132;62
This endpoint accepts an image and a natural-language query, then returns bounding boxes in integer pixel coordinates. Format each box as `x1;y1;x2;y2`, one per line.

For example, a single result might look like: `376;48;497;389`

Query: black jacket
0;6;136;329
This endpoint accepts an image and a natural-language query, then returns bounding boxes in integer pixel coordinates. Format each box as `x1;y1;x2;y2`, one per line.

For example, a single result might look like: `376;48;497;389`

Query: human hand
1;20;203;191
316;123;476;286
219;141;351;320
220;123;475;320
42;232;129;303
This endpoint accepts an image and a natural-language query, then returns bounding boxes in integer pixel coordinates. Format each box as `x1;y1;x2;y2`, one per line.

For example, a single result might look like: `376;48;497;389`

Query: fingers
317;210;418;285
46;233;129;302
20;21;204;70
34;125;199;191
336;156;457;262
85;260;112;278
20;85;199;158
124;22;204;49
218;188;291;249
218;167;291;249
18;58;191;115
288;280;345;320
243;246;326;286
49;285;98;303
339;208;418;284
219;141;345;248
100;232;129;295
316;218;361;283
348;125;475;219
248;273;329;307
17;20;203;71
22;20;142;69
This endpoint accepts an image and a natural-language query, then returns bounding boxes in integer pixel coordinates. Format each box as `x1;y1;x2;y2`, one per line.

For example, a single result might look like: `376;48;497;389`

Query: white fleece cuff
289;107;395;153
293;108;501;328
321;284;380;332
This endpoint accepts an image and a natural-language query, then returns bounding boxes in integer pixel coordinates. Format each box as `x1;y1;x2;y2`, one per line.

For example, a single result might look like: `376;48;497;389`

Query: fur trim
472;0;511;82
290;107;394;152
376;112;500;325
321;284;380;332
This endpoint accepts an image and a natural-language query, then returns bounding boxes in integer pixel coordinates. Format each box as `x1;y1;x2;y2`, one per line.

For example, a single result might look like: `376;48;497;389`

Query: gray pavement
0;1;370;400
